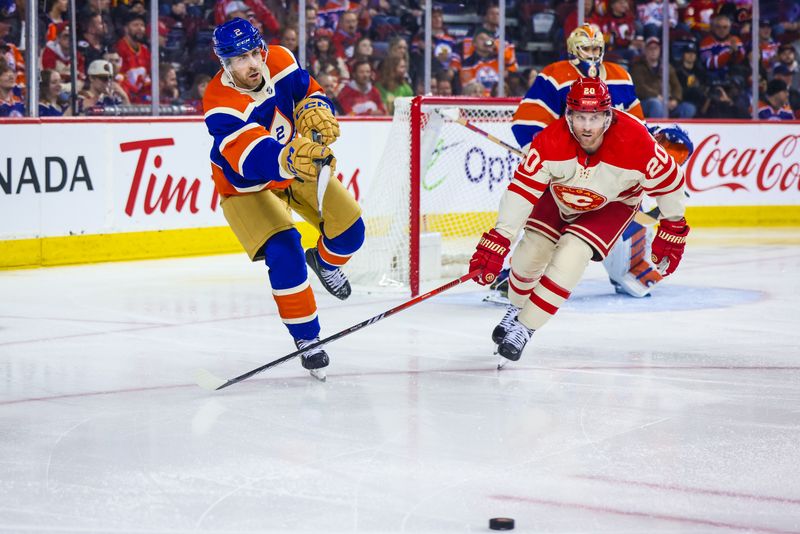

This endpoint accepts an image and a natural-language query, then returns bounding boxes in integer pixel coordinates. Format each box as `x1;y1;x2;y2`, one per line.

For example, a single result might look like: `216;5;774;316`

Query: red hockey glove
651;218;690;276
470;229;511;285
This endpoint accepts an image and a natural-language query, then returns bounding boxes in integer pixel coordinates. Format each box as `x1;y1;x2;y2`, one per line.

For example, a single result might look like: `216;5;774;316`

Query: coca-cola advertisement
680;123;800;204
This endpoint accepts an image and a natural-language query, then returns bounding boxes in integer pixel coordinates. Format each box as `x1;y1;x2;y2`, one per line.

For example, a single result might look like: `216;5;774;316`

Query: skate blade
310;369;327;382
492;347;510;370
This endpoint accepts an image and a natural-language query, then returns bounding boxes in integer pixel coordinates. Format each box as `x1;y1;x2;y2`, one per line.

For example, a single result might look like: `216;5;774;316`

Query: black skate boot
306;248;351;300
497;319;534;368
295;337;330;381
492;304;520;344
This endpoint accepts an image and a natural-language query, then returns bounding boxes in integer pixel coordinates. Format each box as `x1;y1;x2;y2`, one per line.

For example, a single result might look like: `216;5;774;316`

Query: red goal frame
407;96;520;296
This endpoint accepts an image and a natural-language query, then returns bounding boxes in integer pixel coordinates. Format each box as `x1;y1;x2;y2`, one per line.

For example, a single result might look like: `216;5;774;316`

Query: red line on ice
573;474;800;506
490;494;800;534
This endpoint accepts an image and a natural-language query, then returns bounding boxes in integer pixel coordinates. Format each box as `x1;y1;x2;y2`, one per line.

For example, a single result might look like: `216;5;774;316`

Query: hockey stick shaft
455;117;526;157
205;269;482;390
450;116;658;227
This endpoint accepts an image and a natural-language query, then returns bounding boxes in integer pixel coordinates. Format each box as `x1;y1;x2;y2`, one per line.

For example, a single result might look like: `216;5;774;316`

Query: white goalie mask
567;24;605;78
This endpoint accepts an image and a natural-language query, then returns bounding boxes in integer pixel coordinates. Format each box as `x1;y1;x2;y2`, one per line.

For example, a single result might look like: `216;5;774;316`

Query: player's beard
231;66;263;90
576;128;603;152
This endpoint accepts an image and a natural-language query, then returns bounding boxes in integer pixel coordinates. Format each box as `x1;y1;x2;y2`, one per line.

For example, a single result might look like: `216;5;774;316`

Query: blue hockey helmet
213;17;264;59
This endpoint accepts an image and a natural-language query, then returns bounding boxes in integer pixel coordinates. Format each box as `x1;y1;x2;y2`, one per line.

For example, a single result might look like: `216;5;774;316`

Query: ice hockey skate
492;304;520;344
496;319;534;369
295;338;330;381
306;248;352;300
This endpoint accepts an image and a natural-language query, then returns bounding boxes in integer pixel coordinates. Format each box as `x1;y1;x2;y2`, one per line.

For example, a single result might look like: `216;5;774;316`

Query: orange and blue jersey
203;45;331;197
412;33;462;71
699;35;745;78
757;100;795;121
511;60;643;148
317;0;360;30
460;51;518;94
203;44;352;343
461;36;517;69
0;90;24;117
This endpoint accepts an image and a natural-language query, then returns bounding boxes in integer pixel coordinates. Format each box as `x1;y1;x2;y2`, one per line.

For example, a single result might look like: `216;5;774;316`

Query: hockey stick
316;157;333;219
438;108;523;157
436;108;658;227
311;131;334;220
194;269;482;391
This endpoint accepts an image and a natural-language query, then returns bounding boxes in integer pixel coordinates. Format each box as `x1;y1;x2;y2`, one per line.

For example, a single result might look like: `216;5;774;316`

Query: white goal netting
345;97;521;291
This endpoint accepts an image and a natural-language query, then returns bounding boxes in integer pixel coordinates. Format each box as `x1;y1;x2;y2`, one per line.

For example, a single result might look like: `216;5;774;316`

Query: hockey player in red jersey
470;78;690;364
504;23;692;299
203;18;365;380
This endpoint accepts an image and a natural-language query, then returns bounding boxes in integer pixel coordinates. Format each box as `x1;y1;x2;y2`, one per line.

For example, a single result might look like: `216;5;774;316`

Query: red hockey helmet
566;77;612;113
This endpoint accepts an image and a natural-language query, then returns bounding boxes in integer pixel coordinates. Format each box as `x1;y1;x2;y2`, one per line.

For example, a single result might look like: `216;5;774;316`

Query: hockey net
345;96;522;296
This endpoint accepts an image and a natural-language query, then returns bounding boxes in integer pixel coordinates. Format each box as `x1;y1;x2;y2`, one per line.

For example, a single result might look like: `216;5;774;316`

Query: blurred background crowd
0;0;798;119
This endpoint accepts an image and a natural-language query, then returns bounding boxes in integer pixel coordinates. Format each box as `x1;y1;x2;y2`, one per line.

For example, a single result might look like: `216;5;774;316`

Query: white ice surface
1;228;800;533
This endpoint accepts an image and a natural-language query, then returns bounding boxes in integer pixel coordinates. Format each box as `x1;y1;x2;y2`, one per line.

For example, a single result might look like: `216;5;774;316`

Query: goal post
345;96;522;296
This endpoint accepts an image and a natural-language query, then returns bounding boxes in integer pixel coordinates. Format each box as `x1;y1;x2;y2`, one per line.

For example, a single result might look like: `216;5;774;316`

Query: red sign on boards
686;134;800;193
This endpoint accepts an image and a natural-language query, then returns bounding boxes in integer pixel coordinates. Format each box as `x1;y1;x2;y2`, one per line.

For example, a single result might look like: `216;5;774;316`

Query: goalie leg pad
264;229;321;340
603;224;663;298
508;229;557;308
518;234;592;330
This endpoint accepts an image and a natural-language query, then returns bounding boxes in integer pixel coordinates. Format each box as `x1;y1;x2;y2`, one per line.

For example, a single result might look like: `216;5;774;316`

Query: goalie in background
203;18;365;378
496;23;693;300
471;78;690;364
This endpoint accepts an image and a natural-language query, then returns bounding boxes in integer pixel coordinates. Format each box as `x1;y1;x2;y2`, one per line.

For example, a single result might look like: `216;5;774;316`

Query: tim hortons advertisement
0;120;388;241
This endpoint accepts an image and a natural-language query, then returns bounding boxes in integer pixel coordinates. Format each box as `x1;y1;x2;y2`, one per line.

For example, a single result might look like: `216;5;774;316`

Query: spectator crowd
0;0;798;119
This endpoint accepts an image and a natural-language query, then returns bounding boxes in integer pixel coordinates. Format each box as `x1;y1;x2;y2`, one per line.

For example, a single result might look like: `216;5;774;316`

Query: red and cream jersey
496;109;686;239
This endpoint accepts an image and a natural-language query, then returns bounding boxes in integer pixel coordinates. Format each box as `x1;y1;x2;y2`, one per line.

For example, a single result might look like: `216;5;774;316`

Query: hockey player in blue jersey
203;18;365;380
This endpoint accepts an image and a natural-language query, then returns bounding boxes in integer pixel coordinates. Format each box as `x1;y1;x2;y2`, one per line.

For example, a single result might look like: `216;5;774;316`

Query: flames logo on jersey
552;184;606;211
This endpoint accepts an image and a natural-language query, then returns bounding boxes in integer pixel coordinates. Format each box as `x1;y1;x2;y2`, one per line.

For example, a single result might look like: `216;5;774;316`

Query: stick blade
194;368;228;391
317;164;332;214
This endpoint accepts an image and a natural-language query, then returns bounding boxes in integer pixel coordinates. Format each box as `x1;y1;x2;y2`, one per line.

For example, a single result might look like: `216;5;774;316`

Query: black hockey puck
489;517;514;530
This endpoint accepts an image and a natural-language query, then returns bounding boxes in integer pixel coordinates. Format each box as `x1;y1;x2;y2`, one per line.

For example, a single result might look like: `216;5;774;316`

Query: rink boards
1;116;799;269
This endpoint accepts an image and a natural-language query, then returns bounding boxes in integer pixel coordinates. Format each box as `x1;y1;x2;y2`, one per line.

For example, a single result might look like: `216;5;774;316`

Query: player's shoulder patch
266;45;299;81
202;71;254;119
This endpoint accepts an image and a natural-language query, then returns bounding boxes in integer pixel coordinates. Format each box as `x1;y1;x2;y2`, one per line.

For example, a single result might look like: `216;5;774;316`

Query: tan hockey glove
279;136;336;183
294;97;340;145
